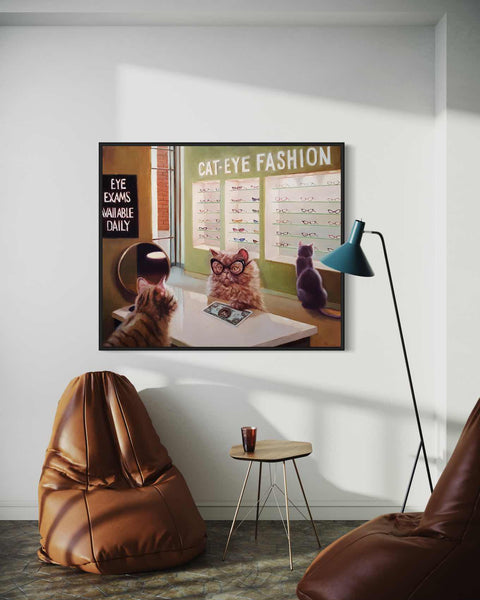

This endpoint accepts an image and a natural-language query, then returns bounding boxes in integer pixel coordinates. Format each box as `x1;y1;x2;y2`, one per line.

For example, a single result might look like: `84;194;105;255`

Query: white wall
444;7;480;455
0;2;478;520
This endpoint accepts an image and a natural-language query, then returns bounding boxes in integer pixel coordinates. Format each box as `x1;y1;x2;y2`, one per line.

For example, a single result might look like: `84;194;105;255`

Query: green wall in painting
183;145;343;305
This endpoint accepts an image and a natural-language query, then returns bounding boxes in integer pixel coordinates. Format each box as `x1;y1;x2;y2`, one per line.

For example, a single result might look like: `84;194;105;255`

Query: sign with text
197;146;332;177
102;175;139;238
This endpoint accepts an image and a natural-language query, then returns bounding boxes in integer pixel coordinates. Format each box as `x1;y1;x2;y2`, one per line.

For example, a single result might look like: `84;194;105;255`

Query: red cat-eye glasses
210;258;248;276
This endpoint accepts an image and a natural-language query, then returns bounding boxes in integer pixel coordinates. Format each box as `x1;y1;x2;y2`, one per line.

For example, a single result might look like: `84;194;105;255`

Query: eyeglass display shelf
192;171;341;268
265;170;341;269
225;177;261;258
272;183;340;189
193;179;221;251
274;247;333;254
277;234;340;243
272;200;340;203
273;223;339;227
274;213;341;218
229;186;260;190
267;253;339;269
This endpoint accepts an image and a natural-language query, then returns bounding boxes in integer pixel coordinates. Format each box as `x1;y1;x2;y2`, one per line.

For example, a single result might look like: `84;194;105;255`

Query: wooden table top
229;440;312;463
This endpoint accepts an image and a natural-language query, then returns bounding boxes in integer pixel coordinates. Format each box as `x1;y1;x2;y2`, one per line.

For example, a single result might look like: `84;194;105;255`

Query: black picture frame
99;142;345;351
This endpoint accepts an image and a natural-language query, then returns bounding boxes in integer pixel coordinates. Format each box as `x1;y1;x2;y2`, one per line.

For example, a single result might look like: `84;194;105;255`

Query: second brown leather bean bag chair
297;399;480;600
38;371;206;574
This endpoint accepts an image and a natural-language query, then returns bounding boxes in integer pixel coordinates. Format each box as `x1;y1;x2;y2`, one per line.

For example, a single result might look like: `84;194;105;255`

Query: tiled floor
0;520;363;600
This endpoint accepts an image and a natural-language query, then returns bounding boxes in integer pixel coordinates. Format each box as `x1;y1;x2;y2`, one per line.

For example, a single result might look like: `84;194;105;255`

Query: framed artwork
99;143;344;350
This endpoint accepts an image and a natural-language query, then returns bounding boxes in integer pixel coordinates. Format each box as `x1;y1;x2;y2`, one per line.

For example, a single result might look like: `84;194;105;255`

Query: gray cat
296;242;340;319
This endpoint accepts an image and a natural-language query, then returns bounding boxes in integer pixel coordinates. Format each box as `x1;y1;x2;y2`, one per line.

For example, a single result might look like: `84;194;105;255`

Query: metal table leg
283;460;293;570
223;461;253;561
255;462;262;541
224;457;320;569
293;459;321;548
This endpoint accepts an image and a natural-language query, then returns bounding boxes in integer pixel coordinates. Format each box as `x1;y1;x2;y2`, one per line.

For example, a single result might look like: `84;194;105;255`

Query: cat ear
309;243;314;249
237;248;249;262
137;277;150;294
298;241;302;247
210;248;219;257
155;276;166;291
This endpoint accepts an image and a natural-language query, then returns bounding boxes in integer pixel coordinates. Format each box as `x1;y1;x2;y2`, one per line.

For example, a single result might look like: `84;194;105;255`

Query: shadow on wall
141;382;387;514
134;357;465;513
112;26;436;116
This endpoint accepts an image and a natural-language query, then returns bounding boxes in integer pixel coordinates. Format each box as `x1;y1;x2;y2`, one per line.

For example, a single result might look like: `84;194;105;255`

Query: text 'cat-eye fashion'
211;258;248;276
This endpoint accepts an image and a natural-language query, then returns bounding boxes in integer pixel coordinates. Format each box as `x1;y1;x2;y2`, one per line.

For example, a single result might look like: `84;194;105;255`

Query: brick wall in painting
156;147;170;231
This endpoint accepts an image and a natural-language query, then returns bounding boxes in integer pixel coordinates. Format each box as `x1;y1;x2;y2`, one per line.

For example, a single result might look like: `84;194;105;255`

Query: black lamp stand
366;230;434;511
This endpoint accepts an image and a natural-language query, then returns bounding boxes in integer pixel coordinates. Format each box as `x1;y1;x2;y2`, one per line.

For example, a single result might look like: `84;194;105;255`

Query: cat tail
319;308;342;320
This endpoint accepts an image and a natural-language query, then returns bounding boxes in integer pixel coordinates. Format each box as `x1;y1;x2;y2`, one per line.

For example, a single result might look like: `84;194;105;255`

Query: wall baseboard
0;506;38;520
0;504;424;521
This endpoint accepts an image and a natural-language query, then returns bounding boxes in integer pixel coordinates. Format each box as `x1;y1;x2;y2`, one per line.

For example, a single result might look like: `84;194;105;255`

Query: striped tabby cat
105;277;177;348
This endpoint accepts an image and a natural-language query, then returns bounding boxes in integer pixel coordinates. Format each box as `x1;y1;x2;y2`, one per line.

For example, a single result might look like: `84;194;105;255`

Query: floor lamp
321;219;434;511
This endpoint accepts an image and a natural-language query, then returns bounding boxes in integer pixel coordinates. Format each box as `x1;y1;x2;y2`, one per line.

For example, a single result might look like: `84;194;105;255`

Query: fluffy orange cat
207;248;265;311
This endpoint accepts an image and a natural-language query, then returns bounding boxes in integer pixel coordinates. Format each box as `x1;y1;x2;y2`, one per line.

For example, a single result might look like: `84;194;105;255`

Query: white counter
112;285;317;348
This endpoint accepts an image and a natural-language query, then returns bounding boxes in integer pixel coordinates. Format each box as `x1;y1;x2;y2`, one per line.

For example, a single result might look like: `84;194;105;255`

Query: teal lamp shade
321;219;374;277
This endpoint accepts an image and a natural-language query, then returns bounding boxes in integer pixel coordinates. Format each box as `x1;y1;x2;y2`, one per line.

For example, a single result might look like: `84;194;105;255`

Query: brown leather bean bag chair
297;399;480;600
38;371;206;574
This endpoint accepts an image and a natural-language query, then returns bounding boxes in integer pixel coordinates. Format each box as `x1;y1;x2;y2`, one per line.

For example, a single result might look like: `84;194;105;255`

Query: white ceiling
0;0;448;26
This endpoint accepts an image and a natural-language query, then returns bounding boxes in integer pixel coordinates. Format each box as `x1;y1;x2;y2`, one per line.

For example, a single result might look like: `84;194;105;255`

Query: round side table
223;439;321;570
